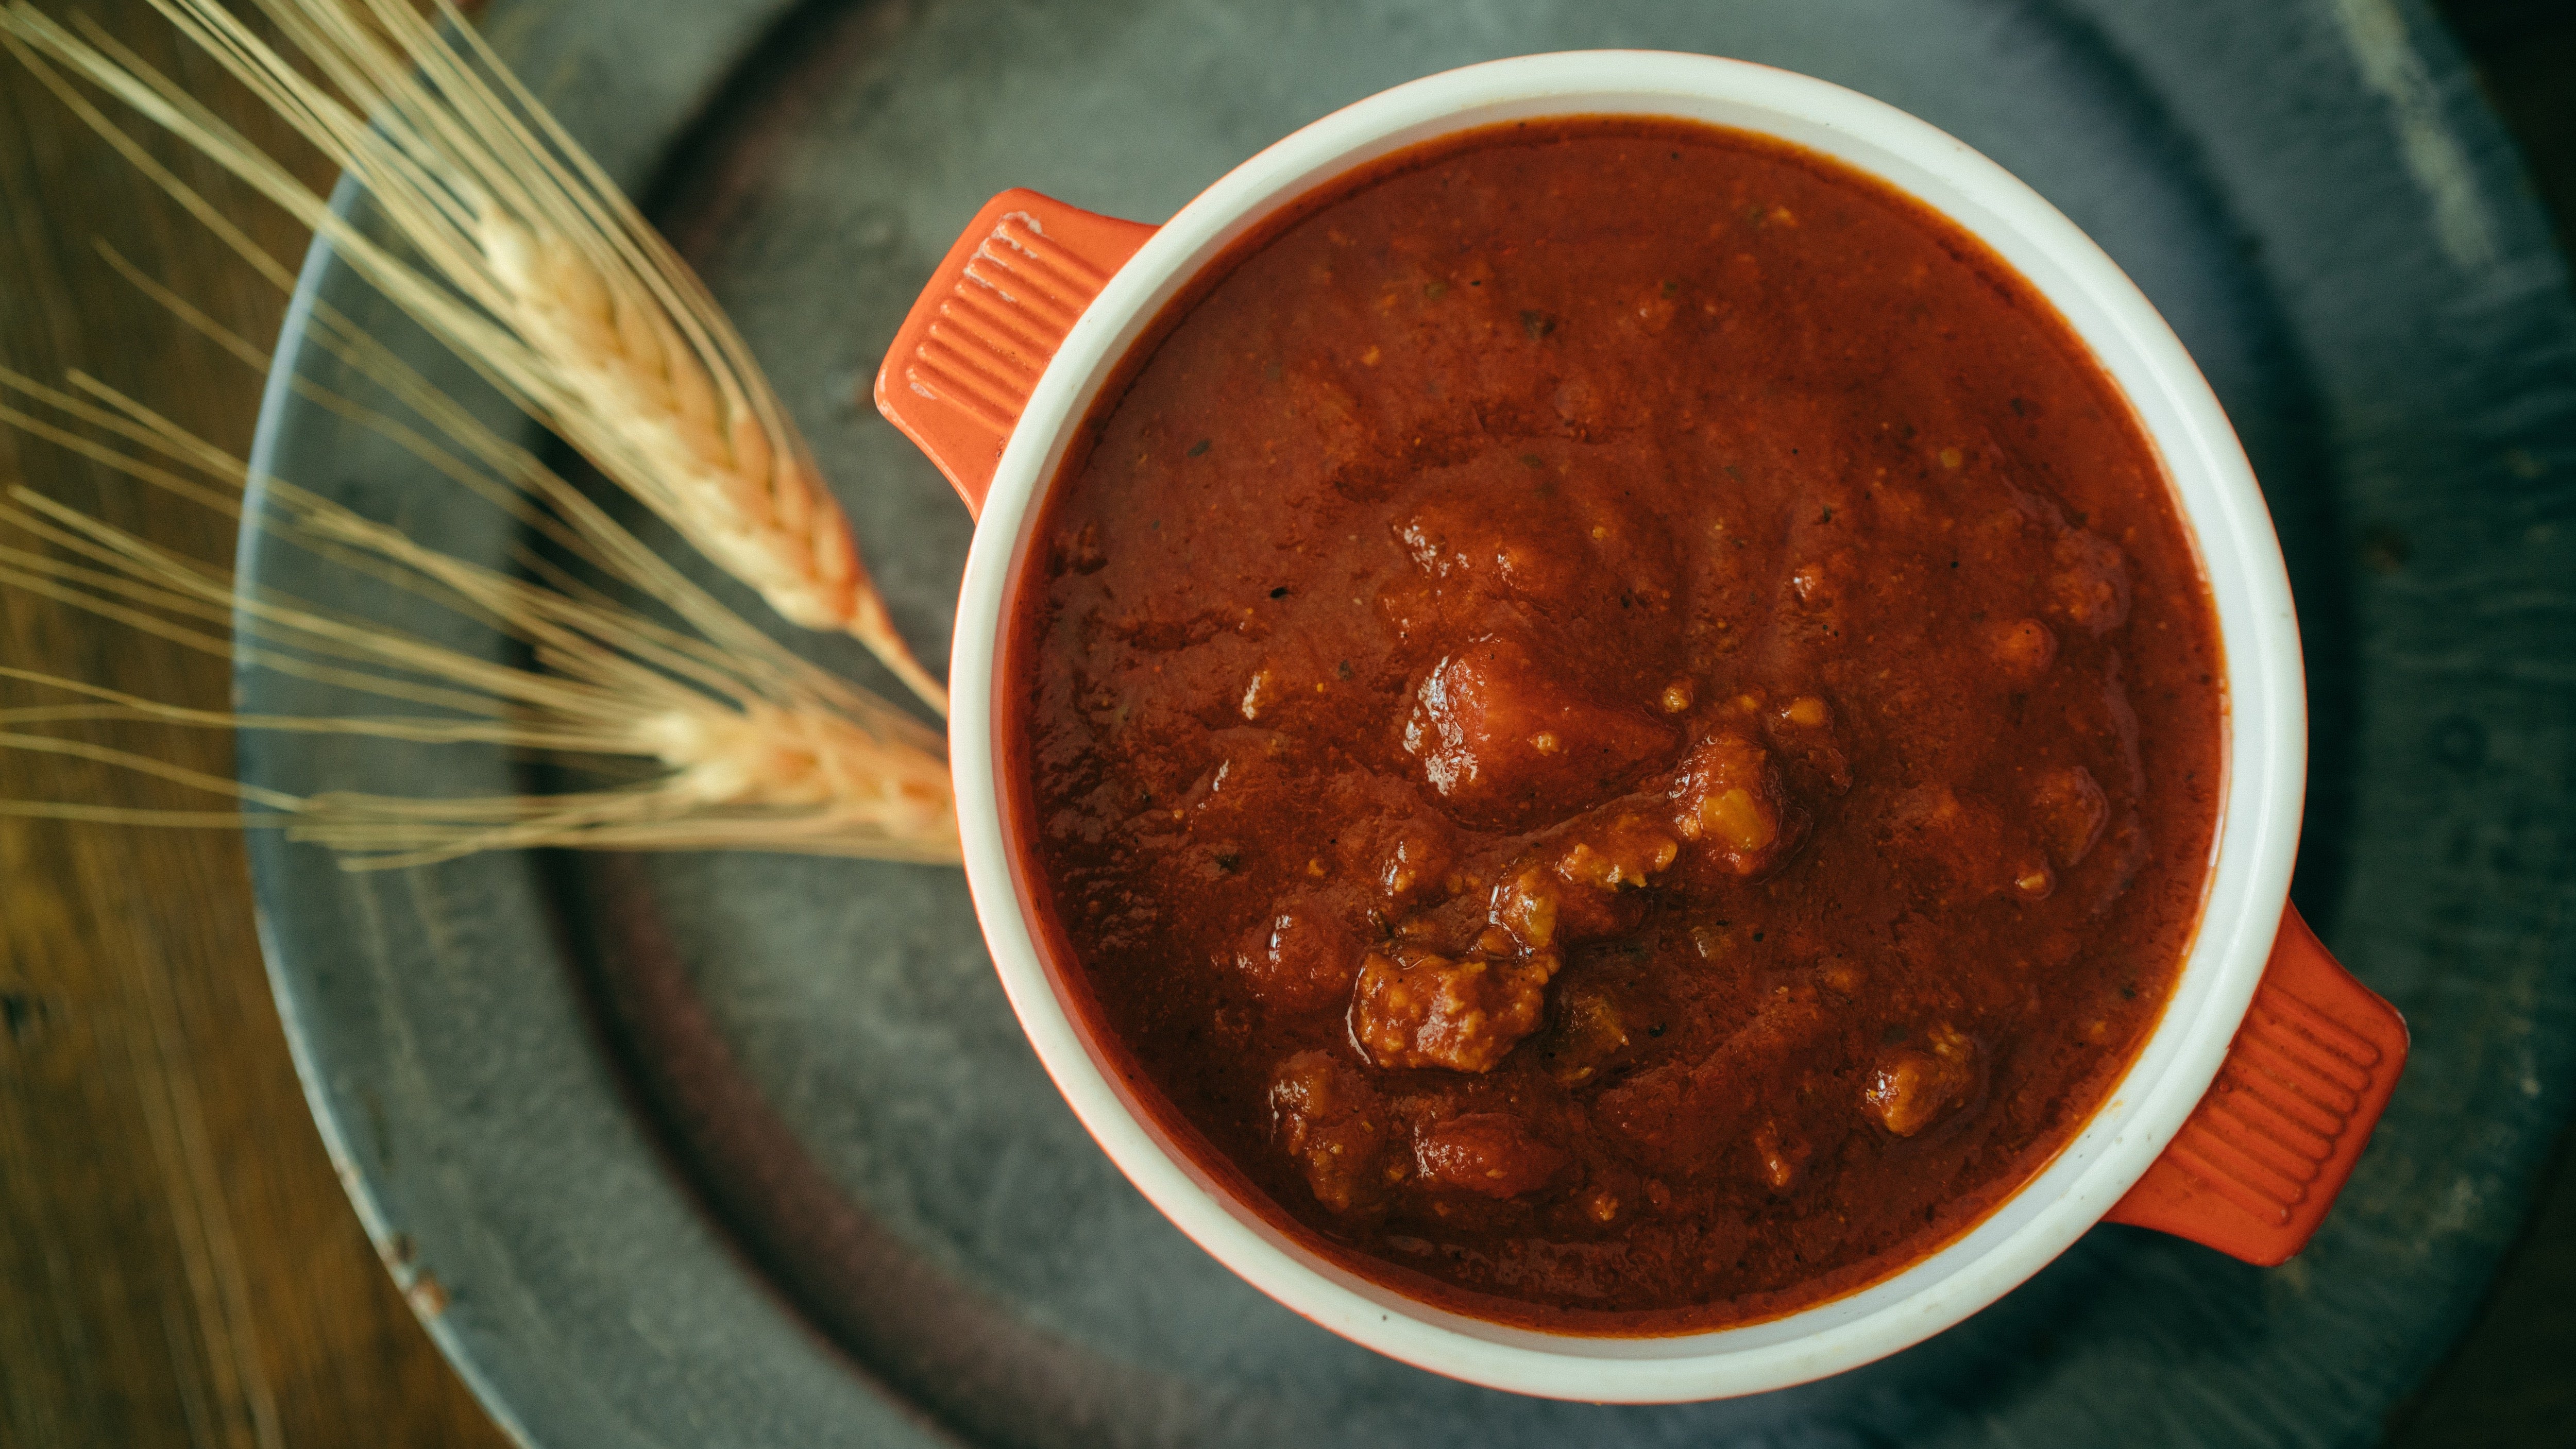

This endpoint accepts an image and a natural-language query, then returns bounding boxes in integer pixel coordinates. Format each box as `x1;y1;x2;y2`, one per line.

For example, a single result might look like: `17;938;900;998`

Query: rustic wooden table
0;3;2565;1446
0;4;512;1444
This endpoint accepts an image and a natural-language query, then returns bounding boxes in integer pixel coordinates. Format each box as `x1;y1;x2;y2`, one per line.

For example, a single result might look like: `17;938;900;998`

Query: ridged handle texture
2106;905;2408;1264
873;189;1157;516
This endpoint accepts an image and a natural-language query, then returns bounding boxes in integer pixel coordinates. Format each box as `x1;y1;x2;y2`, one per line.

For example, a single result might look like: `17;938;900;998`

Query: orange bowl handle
872;190;1157;518
2104;903;2409;1264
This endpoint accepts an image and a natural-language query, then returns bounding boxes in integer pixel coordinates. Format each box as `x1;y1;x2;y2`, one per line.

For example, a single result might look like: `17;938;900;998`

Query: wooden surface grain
0;2;2566;1446
0;5;512;1446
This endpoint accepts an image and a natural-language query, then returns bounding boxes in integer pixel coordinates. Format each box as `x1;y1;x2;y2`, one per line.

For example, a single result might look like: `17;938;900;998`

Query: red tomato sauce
1005;117;2223;1332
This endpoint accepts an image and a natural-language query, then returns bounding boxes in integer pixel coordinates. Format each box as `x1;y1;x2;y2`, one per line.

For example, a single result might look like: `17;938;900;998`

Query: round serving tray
240;0;2576;1443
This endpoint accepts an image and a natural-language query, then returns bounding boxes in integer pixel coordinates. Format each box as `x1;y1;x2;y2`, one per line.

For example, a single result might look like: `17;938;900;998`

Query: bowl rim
944;48;2306;1402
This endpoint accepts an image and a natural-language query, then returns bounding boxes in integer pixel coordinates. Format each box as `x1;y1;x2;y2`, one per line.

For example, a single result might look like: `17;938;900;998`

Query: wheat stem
0;0;950;713
0;349;958;869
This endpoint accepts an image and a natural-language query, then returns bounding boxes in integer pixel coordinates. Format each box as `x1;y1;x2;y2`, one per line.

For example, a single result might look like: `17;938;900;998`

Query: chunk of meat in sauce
1988;617;2059;677
1862;1022;1980;1137
2030;764;2110;868
1489;812;1677;951
1373;819;1456;908
1231;889;1363;1014
1391;451;1679;661
1669;732;1804;878
1557;813;1683;890
1317;770;1460;911
1397;492;1589;610
1752;1119;1815;1193
1404;634;1679;828
1269;1050;1402;1213
2047;528;2132;634
1541;983;1635;1087
1413;1113;1570;1199
1352;944;1560;1072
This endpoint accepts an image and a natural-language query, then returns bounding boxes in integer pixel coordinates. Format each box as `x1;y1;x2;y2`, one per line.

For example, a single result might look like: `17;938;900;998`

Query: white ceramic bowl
895;50;2400;1402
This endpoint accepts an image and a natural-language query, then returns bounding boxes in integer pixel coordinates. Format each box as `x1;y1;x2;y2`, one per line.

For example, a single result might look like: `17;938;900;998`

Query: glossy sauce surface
1007;118;2222;1331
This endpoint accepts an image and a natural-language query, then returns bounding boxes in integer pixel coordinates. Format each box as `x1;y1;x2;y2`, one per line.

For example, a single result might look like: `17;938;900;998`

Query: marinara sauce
1006;118;2222;1332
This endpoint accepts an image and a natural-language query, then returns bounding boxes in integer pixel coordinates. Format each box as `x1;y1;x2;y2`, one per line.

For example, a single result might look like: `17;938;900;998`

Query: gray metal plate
240;0;2576;1444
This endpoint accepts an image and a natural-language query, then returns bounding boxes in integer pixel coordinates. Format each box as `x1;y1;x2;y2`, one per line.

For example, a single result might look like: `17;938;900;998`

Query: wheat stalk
0;315;959;867
0;0;949;713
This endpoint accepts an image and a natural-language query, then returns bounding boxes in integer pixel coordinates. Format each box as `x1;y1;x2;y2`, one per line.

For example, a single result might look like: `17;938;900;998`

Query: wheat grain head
0;0;950;713
0;329;960;867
